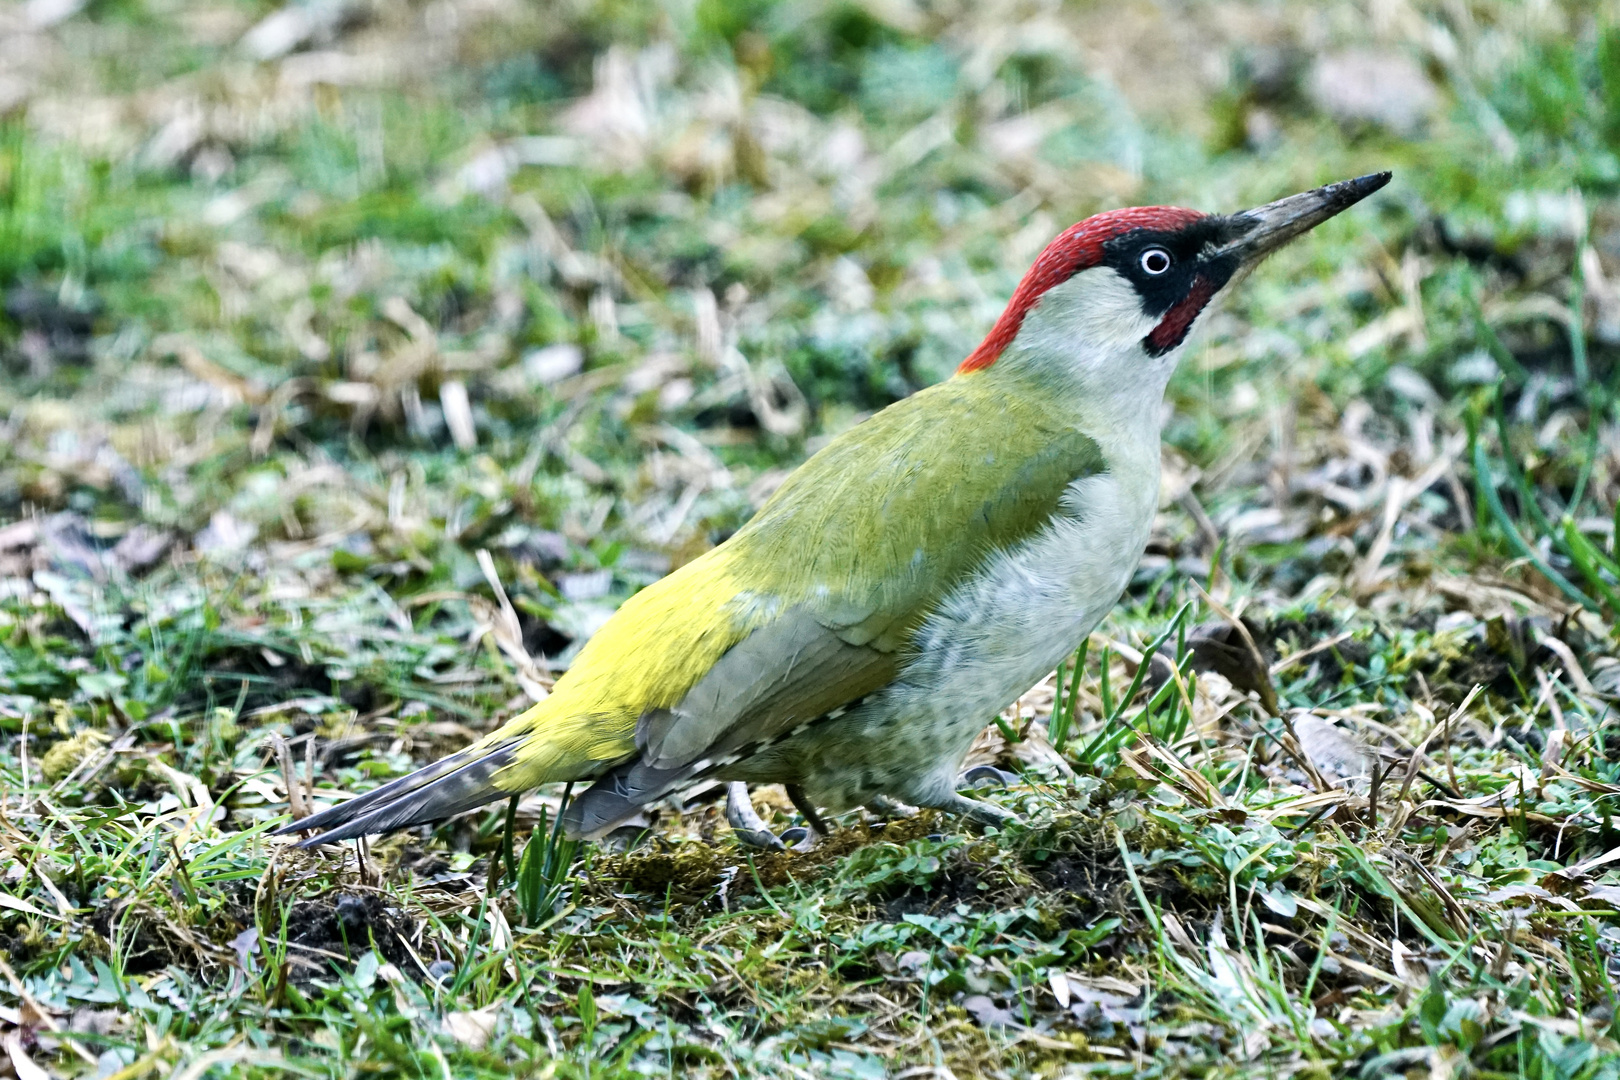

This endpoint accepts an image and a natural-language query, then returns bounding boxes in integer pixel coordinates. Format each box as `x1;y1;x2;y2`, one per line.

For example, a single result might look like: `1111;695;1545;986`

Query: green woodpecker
284;172;1390;850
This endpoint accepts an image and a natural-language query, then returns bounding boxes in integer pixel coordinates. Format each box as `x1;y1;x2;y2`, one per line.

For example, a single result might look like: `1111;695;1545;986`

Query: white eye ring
1140;248;1172;275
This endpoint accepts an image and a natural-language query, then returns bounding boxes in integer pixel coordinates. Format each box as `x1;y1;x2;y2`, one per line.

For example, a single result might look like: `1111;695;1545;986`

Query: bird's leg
725;782;785;852
781;785;829;851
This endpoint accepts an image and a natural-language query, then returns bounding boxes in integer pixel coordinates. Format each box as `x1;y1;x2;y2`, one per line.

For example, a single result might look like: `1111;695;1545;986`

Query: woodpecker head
959;172;1391;401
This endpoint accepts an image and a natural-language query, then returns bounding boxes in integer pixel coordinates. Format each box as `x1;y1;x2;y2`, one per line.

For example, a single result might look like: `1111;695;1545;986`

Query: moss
38;730;108;783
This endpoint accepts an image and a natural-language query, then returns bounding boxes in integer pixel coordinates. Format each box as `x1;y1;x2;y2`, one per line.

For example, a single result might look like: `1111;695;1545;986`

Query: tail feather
274;749;478;836
281;742;519;846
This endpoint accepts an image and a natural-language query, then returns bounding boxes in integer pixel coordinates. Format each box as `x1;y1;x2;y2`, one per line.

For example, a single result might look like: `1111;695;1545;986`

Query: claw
725;782;785;852
958;765;1015;790
779;826;818;852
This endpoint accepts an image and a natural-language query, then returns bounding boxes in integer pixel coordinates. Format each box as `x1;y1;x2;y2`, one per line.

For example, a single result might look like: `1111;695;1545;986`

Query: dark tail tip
282;743;519;845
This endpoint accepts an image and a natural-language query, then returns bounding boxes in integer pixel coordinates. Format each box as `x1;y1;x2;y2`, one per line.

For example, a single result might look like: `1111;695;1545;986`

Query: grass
4;0;1620;1075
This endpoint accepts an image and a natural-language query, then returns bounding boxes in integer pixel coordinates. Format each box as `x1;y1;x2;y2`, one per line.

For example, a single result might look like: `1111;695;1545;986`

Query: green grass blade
1473;437;1599;611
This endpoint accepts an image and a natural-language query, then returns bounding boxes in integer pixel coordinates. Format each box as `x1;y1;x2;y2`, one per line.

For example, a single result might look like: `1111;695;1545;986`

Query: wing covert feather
637;606;898;770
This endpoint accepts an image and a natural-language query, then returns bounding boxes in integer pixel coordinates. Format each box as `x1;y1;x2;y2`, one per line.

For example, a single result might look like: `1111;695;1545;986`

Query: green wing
749;378;1100;643
632;376;1103;772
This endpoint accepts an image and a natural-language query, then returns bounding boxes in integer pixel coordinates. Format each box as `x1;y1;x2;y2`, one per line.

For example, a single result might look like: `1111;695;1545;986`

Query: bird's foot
725;782;785;852
863;794;918;820
787;786;835;841
779;826;818;852
925;791;1019;830
783;785;828;852
957;765;1016;791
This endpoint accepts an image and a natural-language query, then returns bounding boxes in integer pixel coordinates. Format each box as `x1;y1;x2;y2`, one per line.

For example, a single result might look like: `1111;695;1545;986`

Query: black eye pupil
1142;249;1170;274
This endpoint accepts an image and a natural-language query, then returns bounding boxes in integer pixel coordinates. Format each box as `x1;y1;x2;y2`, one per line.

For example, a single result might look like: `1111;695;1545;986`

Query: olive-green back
729;375;1105;651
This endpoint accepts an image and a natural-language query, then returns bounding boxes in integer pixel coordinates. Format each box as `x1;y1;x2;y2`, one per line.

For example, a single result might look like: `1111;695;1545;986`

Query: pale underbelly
728;471;1155;808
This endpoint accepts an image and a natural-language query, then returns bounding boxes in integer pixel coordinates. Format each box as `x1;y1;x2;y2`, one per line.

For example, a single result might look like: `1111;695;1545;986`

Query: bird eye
1139;248;1172;275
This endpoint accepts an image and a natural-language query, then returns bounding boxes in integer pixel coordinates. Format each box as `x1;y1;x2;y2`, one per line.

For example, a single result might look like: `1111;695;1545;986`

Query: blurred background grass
1;0;1582;583
5;0;1620;1076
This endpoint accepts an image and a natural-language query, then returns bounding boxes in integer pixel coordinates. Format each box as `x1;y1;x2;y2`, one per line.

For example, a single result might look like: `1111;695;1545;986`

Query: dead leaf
1584;884;1620;905
4;1029;50;1080
442;1006;499;1050
961;994;1023;1030
1293;716;1371;785
67;1009;122;1037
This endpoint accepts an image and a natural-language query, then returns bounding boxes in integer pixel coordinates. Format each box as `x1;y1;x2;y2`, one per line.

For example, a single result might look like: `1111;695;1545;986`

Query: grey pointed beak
1217;172;1391;264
